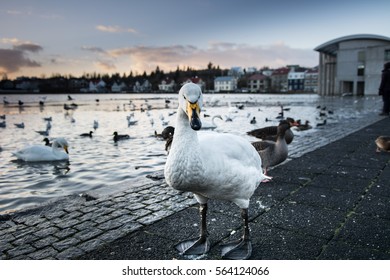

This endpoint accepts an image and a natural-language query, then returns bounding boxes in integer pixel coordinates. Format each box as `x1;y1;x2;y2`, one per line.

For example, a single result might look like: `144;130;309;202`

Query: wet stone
126;202;146;211
73;221;97;231
7;244;36;258
52;237;81;252
56;247;84;260
34;226;59;238
73;228;103;242
28;246;59;260
54;227;77;239
77;238;106;253
33;235;60;249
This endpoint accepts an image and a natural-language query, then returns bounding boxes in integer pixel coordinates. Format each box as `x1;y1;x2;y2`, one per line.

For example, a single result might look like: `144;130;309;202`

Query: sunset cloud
96;25;137;34
101;42;317;74
0;48;41;74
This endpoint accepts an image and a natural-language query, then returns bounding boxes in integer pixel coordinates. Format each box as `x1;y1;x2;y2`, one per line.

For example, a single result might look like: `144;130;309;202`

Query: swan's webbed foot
221;238;252;260
175;236;210;255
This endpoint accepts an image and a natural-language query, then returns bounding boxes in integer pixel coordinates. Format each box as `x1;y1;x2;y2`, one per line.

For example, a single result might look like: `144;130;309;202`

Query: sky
1;0;390;79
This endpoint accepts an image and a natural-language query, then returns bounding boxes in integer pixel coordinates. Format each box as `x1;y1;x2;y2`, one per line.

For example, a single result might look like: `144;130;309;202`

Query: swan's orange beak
187;101;201;131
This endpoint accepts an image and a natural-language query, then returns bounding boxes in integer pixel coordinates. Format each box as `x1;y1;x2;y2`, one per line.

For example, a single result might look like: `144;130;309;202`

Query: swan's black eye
183;95;187;100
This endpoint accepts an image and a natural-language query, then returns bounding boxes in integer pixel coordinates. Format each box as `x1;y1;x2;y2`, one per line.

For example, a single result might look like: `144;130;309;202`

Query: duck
251;122;290;177
246;118;297;144
14;122;25;129
200;114;223;130
375;136;390;152
295;120;312;131
80;131;93;138
43;137;52;146
3;97;9;105
155;126;175;140
12;137;69;162
156;126;175;153
113;131;130;142
164;83;269;260
250;117;256;124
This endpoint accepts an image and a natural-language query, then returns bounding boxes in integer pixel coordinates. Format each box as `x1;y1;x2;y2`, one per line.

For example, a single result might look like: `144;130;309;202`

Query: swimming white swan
200;115;222;130
13;137;69;162
164;83;269;260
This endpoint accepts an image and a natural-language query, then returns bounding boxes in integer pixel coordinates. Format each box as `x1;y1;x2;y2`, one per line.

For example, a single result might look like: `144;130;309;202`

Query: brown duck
251;122;290;177
375;136;390;152
247;117;298;144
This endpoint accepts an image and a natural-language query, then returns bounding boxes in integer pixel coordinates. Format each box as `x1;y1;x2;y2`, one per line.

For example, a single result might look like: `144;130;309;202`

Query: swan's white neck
164;107;205;190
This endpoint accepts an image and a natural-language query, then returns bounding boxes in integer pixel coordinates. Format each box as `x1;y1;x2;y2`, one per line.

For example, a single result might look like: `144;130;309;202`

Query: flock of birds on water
1;84;390;260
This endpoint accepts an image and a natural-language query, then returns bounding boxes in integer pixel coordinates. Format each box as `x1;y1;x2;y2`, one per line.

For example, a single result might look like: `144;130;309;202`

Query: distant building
304;68;319;93
288;70;305;92
182;77;206;91
270;67;289;92
248;74;269;92
214;76;237;92
133;80;151;92
158;77;176;92
315;34;390;96
111;81;127;93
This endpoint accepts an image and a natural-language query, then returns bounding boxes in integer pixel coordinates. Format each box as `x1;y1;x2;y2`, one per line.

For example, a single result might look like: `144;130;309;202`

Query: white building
315;34;390;96
214;76;237;92
158;78;176;92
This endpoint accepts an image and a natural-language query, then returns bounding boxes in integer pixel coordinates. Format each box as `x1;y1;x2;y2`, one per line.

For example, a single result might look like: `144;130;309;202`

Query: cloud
81;46;107;54
102;42;317;74
0;38;43;75
95;61;116;71
0;48;41;74
14;43;43;53
96;25;137;34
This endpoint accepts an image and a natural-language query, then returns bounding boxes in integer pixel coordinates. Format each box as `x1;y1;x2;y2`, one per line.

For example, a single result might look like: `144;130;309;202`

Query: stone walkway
0;111;387;260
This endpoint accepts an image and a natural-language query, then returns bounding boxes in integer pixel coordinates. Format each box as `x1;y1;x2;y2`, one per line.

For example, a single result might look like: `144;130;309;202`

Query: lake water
0;92;382;214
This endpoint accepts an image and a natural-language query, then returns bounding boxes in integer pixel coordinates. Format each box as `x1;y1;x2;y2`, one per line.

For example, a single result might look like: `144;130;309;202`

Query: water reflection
13;160;71;176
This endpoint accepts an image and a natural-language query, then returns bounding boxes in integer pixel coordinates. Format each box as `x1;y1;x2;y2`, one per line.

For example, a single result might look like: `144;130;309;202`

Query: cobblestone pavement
0;109;387;260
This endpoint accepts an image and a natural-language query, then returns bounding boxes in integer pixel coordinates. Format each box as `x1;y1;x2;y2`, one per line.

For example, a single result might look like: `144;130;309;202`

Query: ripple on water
0;93;383;214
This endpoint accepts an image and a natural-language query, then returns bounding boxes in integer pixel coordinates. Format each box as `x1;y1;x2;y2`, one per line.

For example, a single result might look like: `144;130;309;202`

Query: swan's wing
13;145;52;161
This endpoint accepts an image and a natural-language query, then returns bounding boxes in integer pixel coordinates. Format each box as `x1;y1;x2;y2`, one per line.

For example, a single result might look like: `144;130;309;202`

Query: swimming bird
12;137;69;162
295;120;312;131
18;100;24;106
155;126;175;153
0;114;5;120
0;121;6;128
14;122;25;129
3;97;9;105
93;120;99;130
35;129;50;136
200;115;222;130
43;116;52;122
164;83;269;260
113;131;130;142
155;126;175;140
43;138;52;146
246;118;297;144
251;122;290;177
375;136;390;152
80;131;93;137
250;117;256;124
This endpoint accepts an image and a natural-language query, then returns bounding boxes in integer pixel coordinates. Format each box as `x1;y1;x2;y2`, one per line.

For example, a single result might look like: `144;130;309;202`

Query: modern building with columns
315;34;390;96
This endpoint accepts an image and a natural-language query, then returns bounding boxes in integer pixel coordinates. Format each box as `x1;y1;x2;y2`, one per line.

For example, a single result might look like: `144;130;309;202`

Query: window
385;49;390;61
357;64;365;76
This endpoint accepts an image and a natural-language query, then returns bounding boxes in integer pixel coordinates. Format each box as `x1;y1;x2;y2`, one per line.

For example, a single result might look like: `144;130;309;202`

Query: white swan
200;115;222;130
13;137;69;162
164;83;269;260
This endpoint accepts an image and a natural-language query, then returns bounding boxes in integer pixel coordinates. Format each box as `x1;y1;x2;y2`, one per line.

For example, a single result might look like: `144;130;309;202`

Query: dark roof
314;34;390;55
